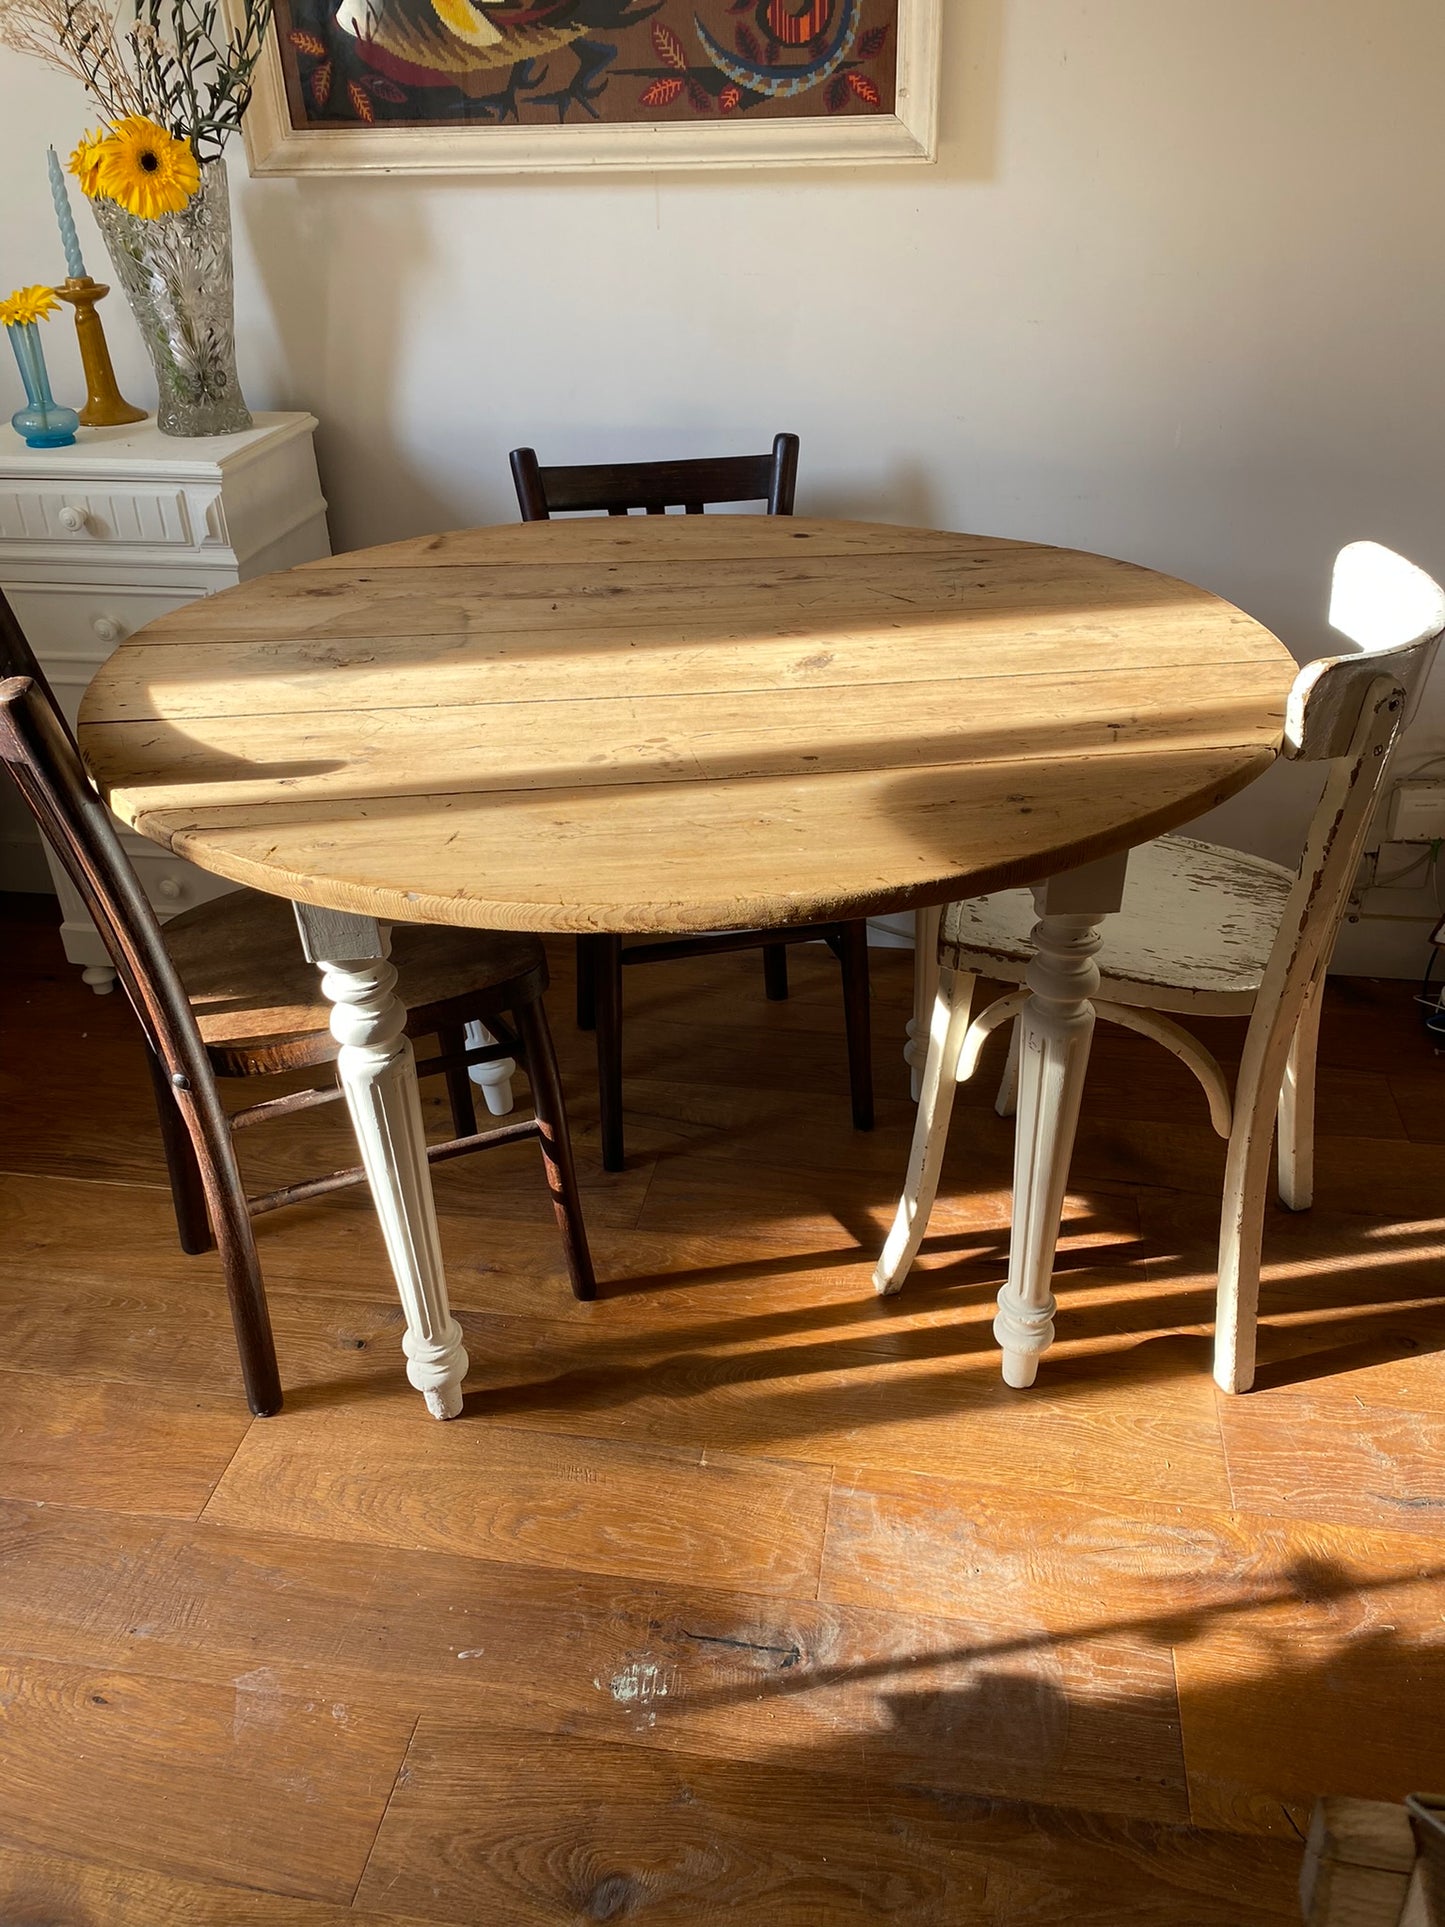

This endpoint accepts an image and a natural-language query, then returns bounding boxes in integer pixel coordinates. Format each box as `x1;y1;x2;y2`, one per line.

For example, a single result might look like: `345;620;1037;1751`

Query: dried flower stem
0;0;272;157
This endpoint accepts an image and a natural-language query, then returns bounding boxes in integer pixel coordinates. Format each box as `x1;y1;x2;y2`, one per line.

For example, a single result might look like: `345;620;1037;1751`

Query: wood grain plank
0;1371;249;1515
111;741;1282;937
202;1400;832;1597
821;1467;1445;1631
0;1656;412;1901
0;1845;443;1927
355;1723;1299;1926
1176;1619;1445;1841
0;1501;1187;1822
81;661;1292;821
294;520;1010;569
1218;1391;1445;1531
92;618;1293;725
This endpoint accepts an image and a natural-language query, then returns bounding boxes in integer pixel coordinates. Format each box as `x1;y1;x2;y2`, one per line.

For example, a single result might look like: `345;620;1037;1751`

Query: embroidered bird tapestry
277;0;900;128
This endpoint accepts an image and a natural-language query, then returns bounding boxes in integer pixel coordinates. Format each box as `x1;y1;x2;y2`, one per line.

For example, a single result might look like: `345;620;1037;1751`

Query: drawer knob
155;876;182;901
92;616;122;643
58;506;91;533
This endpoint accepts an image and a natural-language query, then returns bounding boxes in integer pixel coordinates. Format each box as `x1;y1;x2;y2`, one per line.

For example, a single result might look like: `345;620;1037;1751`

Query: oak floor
1;893;1443;1924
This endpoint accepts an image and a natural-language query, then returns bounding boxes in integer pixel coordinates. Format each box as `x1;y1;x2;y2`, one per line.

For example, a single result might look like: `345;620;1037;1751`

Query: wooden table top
78;518;1298;934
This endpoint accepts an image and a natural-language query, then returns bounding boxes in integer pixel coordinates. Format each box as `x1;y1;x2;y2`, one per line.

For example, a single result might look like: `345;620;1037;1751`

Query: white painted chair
877;543;1445;1393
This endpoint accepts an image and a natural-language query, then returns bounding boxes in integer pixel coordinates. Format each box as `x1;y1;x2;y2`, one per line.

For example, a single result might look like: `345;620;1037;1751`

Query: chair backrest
510;432;799;520
0;590;212;1093
1284;541;1445;761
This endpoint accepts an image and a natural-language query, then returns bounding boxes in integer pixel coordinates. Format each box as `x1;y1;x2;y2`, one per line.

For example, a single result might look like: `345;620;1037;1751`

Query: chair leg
906;906;942;1102
838;920;874;1131
762;944;789;1001
1277;972;1323;1211
175;1071;282;1417
874;969;975;1294
593;933;625;1172
1216;1067;1284;1395
514;995;597;1302
576;935;597;1032
438;1023;477;1138
465;1018;516;1116
145;1042;213;1255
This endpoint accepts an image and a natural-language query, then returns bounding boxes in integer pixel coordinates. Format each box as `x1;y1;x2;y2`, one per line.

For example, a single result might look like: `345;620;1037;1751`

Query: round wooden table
79;517;1297;1415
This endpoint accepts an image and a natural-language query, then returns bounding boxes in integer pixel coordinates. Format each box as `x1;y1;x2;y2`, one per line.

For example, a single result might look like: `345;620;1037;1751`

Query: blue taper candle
47;145;87;281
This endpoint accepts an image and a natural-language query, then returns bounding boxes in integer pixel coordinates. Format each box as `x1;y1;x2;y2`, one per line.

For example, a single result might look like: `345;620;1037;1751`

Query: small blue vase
7;321;79;448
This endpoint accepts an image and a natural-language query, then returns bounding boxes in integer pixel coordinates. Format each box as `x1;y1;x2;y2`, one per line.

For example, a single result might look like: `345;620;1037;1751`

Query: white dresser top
0;411;319;484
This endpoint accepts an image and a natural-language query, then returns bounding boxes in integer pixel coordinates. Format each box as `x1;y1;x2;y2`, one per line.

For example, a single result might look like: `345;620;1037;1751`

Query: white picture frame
238;0;940;176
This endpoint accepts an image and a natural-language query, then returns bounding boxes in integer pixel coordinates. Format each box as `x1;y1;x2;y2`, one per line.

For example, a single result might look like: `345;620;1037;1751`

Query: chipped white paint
455;1649;486;1661
943;836;1294;1014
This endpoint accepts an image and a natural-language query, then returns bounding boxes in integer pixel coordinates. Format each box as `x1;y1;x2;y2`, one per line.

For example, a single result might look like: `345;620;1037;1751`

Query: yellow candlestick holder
55;277;147;428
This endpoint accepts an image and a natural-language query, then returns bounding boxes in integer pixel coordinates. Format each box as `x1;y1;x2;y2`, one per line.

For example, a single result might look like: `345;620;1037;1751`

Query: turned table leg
994;854;1128;1389
293;904;469;1419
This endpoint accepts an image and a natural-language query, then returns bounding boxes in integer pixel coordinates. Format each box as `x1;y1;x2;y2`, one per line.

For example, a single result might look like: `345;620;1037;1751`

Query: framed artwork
237;0;940;174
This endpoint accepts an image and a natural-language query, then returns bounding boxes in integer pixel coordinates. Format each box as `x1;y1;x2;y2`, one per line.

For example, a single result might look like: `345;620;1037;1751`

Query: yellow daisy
69;127;111;198
94;117;200;220
0;285;60;328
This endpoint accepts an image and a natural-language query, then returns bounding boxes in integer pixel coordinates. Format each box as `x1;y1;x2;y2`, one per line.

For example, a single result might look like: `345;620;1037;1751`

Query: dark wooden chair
0;591;595;1418
508;436;874;1172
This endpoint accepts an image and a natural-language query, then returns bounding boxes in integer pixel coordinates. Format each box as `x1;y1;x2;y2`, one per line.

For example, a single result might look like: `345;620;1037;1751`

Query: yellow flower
69;127;110;198
94;117;200;220
0;285;60;327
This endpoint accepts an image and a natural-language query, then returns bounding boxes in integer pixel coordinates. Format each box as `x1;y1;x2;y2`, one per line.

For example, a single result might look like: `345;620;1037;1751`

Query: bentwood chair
0;592;596;1417
509;435;874;1171
875;542;1445;1393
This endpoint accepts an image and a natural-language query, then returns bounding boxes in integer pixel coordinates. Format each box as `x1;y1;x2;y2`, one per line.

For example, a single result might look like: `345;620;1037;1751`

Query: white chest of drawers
0;411;329;989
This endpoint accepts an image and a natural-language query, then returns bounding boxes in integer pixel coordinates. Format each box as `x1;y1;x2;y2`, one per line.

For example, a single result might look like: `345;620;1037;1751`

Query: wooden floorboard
0;1845;445;1927
202;1396;835;1597
0;1654;414;1901
4;897;1445;1918
354;1725;1299;1926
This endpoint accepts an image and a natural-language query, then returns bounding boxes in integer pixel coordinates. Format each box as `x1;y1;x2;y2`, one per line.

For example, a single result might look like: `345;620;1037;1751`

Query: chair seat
941;834;1297;1013
163;891;547;1075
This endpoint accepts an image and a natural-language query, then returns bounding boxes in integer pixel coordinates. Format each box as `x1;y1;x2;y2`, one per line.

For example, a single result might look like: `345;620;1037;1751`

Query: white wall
3;0;1444;965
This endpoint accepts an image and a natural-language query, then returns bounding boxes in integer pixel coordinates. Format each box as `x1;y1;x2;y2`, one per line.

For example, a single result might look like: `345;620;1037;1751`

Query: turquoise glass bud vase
7;321;78;448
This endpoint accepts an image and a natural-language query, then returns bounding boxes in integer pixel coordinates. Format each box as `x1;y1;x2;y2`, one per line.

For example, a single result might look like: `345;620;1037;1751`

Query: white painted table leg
995;1018;1020;1118
464;1018;516;1116
293;904;469;1419
994;854;1128;1389
905;906;943;1102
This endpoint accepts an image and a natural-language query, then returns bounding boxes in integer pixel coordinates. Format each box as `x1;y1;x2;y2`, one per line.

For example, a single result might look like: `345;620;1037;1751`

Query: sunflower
0;285;60;328
93;117;200;220
69;127;111;198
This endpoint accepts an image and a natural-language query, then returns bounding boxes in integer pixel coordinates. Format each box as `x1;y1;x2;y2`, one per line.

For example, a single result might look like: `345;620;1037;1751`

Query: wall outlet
1386;781;1445;843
